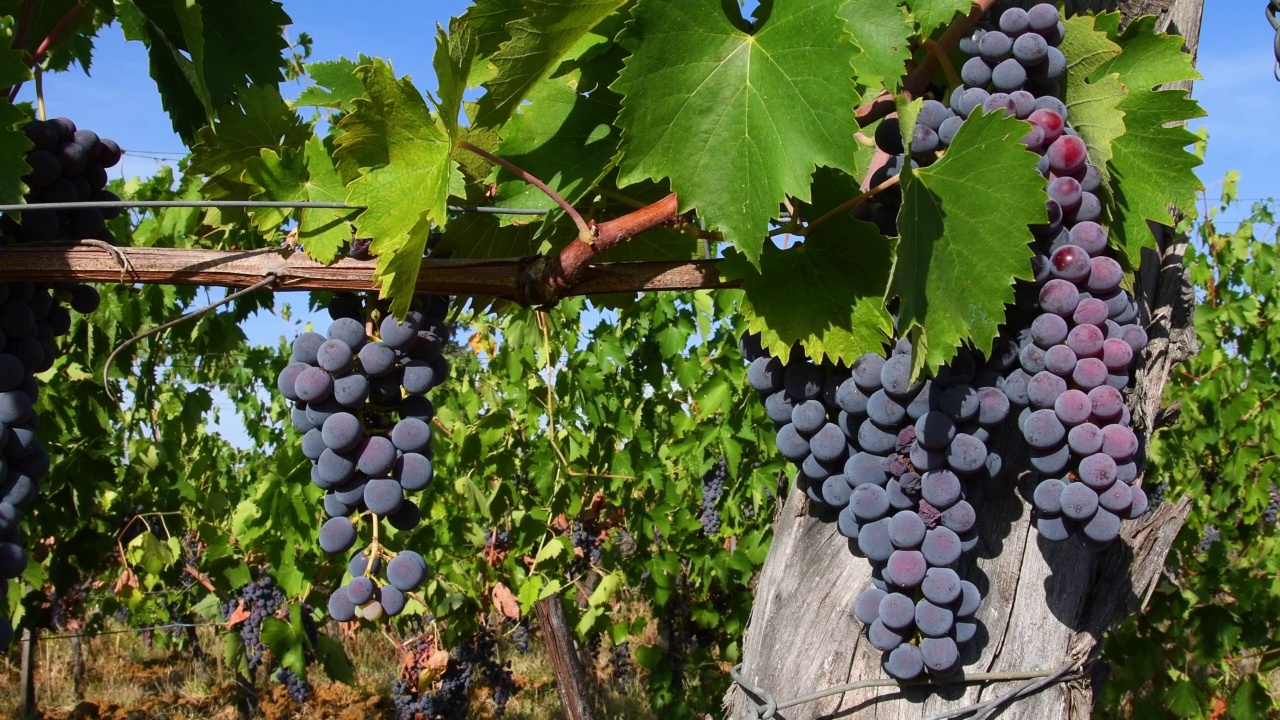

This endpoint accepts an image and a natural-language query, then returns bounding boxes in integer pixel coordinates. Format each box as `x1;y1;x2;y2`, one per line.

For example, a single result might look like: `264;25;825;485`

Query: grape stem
801;173;903;237
922;38;963;95
6;1;88;103
457;141;593;243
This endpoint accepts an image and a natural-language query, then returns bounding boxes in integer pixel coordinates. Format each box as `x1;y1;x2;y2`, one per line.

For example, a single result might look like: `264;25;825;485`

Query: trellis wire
730;660;1080;720
0;199;549;215
36;621;225;641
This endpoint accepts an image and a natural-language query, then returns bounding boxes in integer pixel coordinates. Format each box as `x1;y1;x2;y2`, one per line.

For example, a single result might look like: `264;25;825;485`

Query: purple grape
991;58;1027;91
846;452;888;486
1013;31;1048;65
859;419;899;454
1060;482;1099;521
785;362;824;400
1050;244;1091;283
1046;135;1087;175
316;339;354;374
1037;515;1073;541
810;423;848;463
869;619;907;651
1087;386;1124;423
1071;192;1102;223
1048;176;1082;213
1000;369;1031;405
921;470;962;509
1102;338;1134;371
979;31;1013;62
947;434;988;476
884;644;924;680
295;367;334;403
921;568;962;605
855;587;887;624
1033;478;1066;514
1069;222;1108;256
319;517;357;554
1098;480;1133;513
852;354;886;392
358;342;397;378
822;475;853;507
916;411;957;450
1019;343;1047;374
1040;279;1080;316
357;436;397;477
1023;409;1066;449
748;357;785;392
880;354;920;398
976;387;1010;425
1101;424;1139;462
391;418;432;453
1073;298;1109;328
767;392;797;424
1079;453;1118;490
277;363;308;401
1116;461;1138;485
921;527;962;566
888;510;927;549
1068;422;1104;455
1031;313;1069;348
364;478;404;515
328;588;357;621
866;390;908;427
1082;508;1122;544
322;412;363;453
1044;345;1077;377
1088;257;1124;294
940;385;979;423
879;592;916;629
940;501;976;534
915;599;955;637
921;637;959;675
886;550;928;589
1072;358;1109;390
1121;324;1148;353
1028;3;1059;32
851;483;891;521
1128;485;1149;518
1054;389;1092;426
857;519;894;562
1027;371;1067;410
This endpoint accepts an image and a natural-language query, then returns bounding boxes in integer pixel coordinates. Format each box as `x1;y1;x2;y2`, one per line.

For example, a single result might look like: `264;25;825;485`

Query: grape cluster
699;457;727;536
221;575;286;672
0;286;102;649
277;292;448;621
1264;485;1279;525
391;631;515;719
510;620;532;654
744;333;1009;678
275;667;311;703
931;5;1151;547
611;641;633;694
1;117;123;244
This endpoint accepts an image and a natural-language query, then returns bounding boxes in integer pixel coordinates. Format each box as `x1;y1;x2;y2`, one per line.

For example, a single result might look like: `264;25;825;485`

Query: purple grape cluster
1264;485;1279;526
391;631;515;719
275;666;312;703
611;640;633;694
744;333;1009;678
699;456;727;536
0;279;101;649
221;575;286;671
276;292;448;621
327;547;427;623
2;116;123;244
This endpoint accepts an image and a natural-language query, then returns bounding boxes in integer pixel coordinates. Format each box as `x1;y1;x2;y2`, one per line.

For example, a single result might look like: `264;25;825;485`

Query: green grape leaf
721;168;893;365
116;0;290;143
614;0;860;267
298;136;353;264
490;43;622;218
840;0;913;95
1093;15;1204;268
243;148;305;233
457;0;526;87
335;59;460;317
315;634;355;683
0;100;32;205
903;0;971;36
889;109;1044;374
432;19;477;135
475;0;627;127
1059;14;1126;186
294;57;366;112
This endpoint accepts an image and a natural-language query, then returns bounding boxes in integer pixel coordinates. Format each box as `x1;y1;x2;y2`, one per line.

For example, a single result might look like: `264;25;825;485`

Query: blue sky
14;1;1275;440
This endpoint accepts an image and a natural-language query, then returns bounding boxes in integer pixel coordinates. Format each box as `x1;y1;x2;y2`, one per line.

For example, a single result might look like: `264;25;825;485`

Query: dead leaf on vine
224;601;251;629
492;584;520;620
551;514;569;532
113;568;139;596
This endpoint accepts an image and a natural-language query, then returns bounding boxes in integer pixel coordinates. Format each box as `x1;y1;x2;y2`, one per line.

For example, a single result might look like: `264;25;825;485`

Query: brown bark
0;246;735;302
536;595;598;720
724;2;1204;718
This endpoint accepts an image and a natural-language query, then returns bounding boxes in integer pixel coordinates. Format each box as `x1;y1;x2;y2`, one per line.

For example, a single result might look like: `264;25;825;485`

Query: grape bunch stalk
276;291;450;622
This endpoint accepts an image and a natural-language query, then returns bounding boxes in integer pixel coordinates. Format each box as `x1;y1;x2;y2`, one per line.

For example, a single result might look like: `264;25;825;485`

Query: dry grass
0;621;659;720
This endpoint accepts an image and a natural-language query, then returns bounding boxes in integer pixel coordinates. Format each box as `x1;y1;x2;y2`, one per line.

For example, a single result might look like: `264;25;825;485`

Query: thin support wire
37;621;225;641
731;661;1080;720
0;199;550;216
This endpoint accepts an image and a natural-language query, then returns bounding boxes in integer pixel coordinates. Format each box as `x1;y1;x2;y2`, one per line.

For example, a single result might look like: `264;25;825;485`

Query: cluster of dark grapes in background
509;619;532;654
744;333;1003;678
276;291;450;622
3;117;122;244
742;3;1158;680
610;641;633;695
567;520;603;577
1264;485;1279;526
275;667;311;703
391;631;514;720
699;457;727;536
220;575;286;672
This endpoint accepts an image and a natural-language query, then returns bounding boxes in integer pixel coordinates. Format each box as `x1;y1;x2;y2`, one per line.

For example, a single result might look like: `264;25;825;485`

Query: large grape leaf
613;0;860;267
1059;14;1126;187
490;32;623;221
432;19;476;135
720;168;894;365
0;27;31;205
294;57;365;112
1093;15;1204;268
889;109;1045;375
839;0;913;95
458;0;525;87
334;59;460;317
116;0;290;143
903;0;971;36
475;0;628;127
241;137;352;263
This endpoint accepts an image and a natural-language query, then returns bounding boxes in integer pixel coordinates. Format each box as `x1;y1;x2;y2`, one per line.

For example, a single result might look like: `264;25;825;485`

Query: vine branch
7;1;88;102
457;141;592;241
